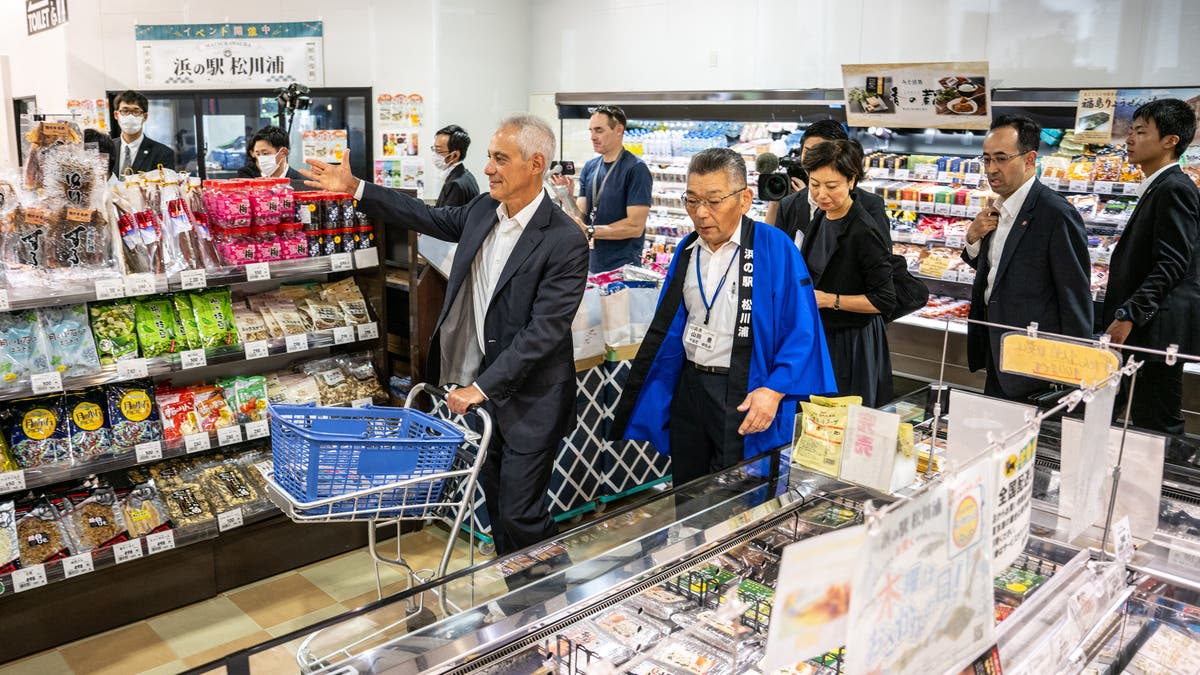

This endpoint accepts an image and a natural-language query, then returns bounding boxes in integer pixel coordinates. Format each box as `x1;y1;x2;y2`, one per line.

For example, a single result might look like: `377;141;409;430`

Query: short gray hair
688;147;746;187
497;114;556;166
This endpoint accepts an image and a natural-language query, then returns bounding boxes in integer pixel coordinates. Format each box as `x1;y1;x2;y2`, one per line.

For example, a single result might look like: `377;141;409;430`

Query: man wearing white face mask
113;90;175;175
432;124;480;207
238;125;305;184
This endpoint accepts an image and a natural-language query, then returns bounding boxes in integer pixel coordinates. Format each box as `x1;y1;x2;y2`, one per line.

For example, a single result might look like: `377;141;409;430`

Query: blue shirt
578;150;652;272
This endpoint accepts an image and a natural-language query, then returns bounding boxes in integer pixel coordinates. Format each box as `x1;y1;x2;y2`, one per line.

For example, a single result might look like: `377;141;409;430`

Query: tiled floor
0;527;487;675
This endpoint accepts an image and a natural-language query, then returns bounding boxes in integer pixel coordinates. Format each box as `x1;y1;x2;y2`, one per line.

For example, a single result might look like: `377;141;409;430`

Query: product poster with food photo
845;462;995;675
842;61;991;130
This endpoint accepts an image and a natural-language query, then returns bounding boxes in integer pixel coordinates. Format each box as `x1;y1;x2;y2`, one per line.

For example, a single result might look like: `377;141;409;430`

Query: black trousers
476;422;558;556
668;363;743;487
1120;360;1184;436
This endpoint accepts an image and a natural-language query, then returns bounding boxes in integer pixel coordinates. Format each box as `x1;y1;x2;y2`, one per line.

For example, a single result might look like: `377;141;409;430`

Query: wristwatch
834;294;841;311
1114;307;1131;322
586;225;595;240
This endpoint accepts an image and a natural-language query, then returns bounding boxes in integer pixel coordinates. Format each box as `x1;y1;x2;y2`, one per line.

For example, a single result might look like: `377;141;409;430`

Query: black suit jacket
122;136;176;173
1103;165;1200;355
778;186;891;247
801;199;897;329
356;182;589;451
436;164;481;207
236;164;305;180
961;179;1093;397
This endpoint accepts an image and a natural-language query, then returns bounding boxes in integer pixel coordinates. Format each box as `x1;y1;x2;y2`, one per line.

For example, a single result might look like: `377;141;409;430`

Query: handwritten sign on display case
999;333;1120;387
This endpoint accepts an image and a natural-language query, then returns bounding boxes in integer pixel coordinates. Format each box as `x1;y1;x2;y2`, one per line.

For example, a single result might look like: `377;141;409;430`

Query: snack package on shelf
119;482;170;538
336;352;386;403
89;300;139;364
111;177;165;274
40;146;119;281
198;461;260;513
299;357;355;406
192;385;235;431
0;309;51;387
64;387;112;462
184;176;222;268
15;497;76;567
156;385;200;441
265;372;320;405
0;500;18;572
189;288;239;348
216;376;268;423
173;293;202;350
105;379;162;453
62;486;128;552
162;482;215;528
40;304;102;378
134;295;183;357
9;395;71;468
20;118;83;191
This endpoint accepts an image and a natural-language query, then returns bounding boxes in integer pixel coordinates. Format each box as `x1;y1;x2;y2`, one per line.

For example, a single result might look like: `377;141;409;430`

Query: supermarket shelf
0;249;379;313
0;498;279;599
0;419;274;496
862;167;1144;196
650;205;689;215
864;167;987;188
892;313;970;335
0;320;381;404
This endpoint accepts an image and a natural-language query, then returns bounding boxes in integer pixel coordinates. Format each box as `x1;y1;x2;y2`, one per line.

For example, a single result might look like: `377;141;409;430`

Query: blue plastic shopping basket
268;403;464;517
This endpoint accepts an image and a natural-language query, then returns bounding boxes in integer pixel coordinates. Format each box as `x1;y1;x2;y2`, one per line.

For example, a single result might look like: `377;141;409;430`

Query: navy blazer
1103;165;1200;355
961;179;1093;397
435;163;481;207
356;182;589;450
124;136;176;173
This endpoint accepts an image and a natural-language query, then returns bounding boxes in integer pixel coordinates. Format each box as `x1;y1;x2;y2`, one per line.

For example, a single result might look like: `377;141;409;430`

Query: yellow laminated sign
793;395;861;477
1000;334;1120;387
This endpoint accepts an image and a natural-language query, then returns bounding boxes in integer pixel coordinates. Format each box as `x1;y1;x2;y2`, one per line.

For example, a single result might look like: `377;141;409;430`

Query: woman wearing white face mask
112;90;176;175
238;125;304;182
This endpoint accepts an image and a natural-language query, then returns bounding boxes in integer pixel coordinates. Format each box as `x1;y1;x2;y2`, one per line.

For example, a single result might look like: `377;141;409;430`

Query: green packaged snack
134;296;181;358
189;288;238;348
173;293;202;350
89;300;139;364
233;376;268;423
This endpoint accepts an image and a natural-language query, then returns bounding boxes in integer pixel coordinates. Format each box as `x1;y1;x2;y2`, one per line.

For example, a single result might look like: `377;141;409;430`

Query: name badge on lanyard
685;323;717;351
589;150;623;225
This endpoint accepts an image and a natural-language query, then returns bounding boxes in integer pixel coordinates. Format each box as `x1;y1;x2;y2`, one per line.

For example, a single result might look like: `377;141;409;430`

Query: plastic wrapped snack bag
39;304;102;378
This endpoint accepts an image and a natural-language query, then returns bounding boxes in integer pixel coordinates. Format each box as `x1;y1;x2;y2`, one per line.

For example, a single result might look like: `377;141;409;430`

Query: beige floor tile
146;596;265;660
0;649;73;675
227;573;339;629
343;579;418;612
265;603;351;638
250;636;304;673
59;623;179;675
298;548;410;602
181;630;272;669
140;660;190;675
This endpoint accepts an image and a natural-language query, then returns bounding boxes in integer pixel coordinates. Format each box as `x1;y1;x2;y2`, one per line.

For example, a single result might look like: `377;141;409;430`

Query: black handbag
883;254;929;322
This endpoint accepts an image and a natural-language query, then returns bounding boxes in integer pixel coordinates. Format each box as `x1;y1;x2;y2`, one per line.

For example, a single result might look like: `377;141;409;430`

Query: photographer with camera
764;120;890;248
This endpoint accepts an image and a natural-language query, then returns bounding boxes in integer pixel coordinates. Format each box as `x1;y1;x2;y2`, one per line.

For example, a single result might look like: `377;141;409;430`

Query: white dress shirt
119;134;144;175
964;174;1036;303
1137;163;1174;197
682;224;741;368
472;190;546;354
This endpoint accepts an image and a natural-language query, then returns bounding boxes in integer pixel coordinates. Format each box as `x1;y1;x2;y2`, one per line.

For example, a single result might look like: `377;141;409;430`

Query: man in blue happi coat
612;147;837;485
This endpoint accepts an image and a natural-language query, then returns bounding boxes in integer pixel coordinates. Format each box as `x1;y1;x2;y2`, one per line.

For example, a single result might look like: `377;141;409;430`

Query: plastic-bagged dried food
173;293;202;350
164;483;214;527
544;620;632;667
134;296;182;357
224;376;268;423
627;586;694;620
10;396;71;468
21;119;83;190
201;465;259;510
232;307;269;342
190;288;239;348
0;501;18;569
268;303;308;336
302;298;344;331
66;490;126;550
149;460;191;488
592;608;667;651
0;310;50;386
16;500;74;566
156;387;200;440
640;636;734;675
321;277;370;325
120;483;169;537
39;304;102;377
337;352;385;402
65;388;111;462
105;379;162;452
259;308;284;339
671;610;759;652
192;386;235;430
89;300;139;364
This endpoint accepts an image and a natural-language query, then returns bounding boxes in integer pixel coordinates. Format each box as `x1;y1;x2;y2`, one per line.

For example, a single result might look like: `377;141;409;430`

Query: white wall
530;0;1200;92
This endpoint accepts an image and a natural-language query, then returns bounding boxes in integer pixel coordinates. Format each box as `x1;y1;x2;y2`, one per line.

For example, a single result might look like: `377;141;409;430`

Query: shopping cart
259;383;492;612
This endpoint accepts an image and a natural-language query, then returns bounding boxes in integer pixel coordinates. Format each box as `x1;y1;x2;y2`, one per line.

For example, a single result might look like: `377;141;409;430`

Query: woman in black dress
799;140;896;406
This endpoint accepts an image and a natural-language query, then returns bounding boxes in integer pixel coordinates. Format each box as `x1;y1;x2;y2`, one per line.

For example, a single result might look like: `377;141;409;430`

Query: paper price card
763;525;865;672
117;358;149;381
31;371;64;395
245;419;269;440
330;252;353;271
991;429;1039;574
333;326;354;345
245;262;271;281
113;539;144;564
244;340;269;360
1074;89;1116;144
185;432;211;454
180;269;207;290
217;425;243;447
180;348;207;369
12;564;47;592
218;508;244;532
0;289;8;312
62;553;94;579
918;255;951;279
147;530;176;555
999;333;1120;387
135;441;163;463
838;405;901;492
285;333;309;353
124;275;156;297
357;323;379;341
0;470;26;493
94;278;125;300
354;247;379;268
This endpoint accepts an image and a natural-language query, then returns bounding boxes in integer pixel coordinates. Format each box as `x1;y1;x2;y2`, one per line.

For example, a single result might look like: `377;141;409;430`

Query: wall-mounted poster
842;61;991;130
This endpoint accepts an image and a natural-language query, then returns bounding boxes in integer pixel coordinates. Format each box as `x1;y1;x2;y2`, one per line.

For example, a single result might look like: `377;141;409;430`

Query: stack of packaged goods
294;191;376;259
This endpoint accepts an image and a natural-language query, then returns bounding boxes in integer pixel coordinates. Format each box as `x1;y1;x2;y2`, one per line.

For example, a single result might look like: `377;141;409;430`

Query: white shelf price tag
330;253;353;272
964;173;981;185
116;358;149;381
357;323;379;341
147;530;176;555
179;269;207;290
1041;177;1061;190
1068;179;1089;192
124;275;156;297
934;203;952;216
218;508;244;532
353;247;379;269
12;564;47;593
0;289;9;312
184;432;211;454
917;202;934;214
0;470;26;493
894;169;910;180
945;235;966;249
244;419;269;440
332;326;355;345
31;371;64;395
966;205;983;217
937;171;952;183
911;233;928;245
1094;181;1114;194
285;333;309;353
950;204;967;217
1124;182;1143;195
135;440;163;464
62;553;94;579
351;397;373;408
245;262;271;281
244;340;269;360
180;349;207;369
900;200;917;213
217;425;243;447
1114;515;1134;563
94;278;125;301
113;539;144;564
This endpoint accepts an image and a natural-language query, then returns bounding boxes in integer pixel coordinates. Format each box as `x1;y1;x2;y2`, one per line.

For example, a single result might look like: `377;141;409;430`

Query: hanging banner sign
842;61;991;130
1074;89;1117;144
27;0;68;35
135;22;324;89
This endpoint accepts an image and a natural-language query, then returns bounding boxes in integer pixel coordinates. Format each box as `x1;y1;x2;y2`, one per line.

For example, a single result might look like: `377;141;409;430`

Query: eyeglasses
979;151;1030;166
682;188;746;211
588;105;627;127
116;108;145;116
429;145;450;156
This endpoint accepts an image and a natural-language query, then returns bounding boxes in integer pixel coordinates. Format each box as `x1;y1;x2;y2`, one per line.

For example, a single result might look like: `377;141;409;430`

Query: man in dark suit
237;125;306;186
766;120;891;246
112;90;175;174
432;125;480;207
962;115;1093;400
302;115;589;554
1104;98;1200;435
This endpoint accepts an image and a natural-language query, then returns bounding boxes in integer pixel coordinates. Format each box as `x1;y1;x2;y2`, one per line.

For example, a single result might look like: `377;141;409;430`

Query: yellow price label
1000;334;1119;387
